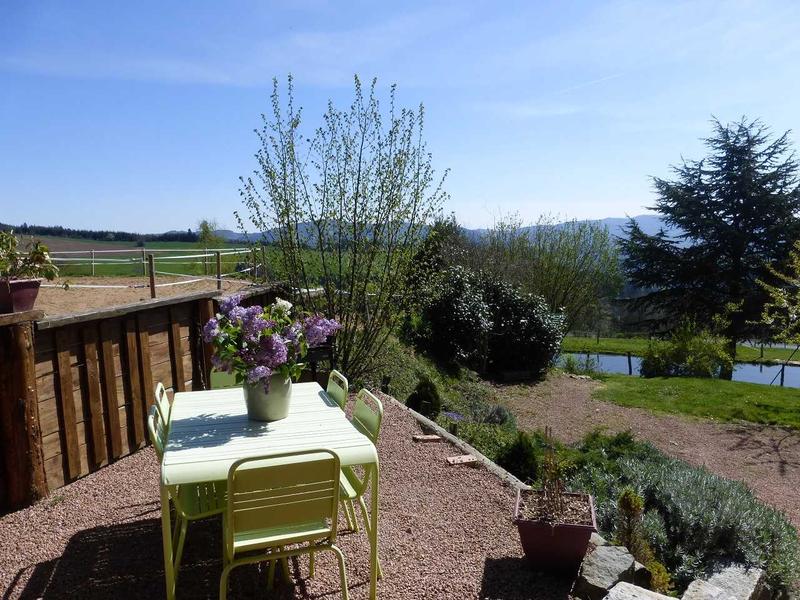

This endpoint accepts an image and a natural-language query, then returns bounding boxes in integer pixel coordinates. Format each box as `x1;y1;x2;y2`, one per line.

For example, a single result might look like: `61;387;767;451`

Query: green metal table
159;382;380;599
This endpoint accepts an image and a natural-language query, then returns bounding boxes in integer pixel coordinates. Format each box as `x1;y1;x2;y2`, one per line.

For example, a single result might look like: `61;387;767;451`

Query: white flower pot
243;374;292;421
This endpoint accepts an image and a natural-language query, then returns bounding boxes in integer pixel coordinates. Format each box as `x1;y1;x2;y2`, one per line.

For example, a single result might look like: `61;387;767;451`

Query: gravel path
0;398;574;599
495;374;800;528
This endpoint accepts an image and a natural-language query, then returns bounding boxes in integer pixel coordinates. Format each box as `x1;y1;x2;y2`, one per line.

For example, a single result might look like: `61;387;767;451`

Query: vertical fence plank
137;315;155;433
55;328;81;480
168;308;186;392
124;318;145;447
198;299;214;389
81;327;107;467
99;320;123;459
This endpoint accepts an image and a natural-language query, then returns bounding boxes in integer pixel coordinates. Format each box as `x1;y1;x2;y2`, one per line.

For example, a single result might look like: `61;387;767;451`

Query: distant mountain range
210;214;676;243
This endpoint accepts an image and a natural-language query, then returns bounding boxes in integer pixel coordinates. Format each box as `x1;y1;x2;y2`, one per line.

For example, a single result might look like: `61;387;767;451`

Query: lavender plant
203;294;340;390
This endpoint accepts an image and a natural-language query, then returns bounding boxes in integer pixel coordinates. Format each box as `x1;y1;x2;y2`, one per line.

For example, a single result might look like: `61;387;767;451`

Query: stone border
385;395;531;491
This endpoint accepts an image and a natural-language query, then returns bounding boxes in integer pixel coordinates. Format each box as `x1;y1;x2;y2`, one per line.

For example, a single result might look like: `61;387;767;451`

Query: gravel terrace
0;398;574;600
495;374;800;528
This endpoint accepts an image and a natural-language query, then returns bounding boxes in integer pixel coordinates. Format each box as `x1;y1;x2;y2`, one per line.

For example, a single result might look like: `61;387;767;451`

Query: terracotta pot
243;374;292;421
513;489;597;572
0;278;42;313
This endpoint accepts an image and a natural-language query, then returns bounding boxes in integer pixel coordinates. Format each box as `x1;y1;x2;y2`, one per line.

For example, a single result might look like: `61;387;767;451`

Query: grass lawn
563;336;798;363
594;373;800;429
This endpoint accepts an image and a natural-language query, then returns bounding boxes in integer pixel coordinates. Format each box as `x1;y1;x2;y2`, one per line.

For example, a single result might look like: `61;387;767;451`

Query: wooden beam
198;298;215;390
81;326;107;467
0;320;48;509
137;315;155;434
55;328;81;480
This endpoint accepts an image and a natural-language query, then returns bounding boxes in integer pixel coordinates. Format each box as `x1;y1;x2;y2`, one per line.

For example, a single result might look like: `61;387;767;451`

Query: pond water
561;352;800;388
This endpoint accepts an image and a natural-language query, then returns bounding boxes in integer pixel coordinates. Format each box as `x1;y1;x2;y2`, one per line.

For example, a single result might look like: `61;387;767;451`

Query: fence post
627;352;633;375
141;248;147;276
216;251;222;291
251;248;258;282
91;250;96;277
0;311;48;510
204;248;208;276
780;365;785;387
148;254;156;299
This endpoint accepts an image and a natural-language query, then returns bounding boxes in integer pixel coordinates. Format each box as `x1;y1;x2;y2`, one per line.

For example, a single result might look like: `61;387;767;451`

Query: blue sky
1;1;799;232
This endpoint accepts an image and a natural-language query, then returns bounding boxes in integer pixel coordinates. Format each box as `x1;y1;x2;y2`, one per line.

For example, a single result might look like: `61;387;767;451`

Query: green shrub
561;353;599;376
568;434;800;591
484;404;515;428
453;422;517;463
416;266;565;377
640;323;732;378
496;430;539;482
405;374;442;418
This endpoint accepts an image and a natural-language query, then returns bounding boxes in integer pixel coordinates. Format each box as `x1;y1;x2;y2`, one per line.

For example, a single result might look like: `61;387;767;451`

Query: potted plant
203;294;340;421
0;230;58;313
513;427;597;572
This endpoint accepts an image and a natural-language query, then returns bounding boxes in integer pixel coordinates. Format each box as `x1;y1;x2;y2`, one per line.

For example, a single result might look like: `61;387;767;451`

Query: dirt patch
0;398;574;599
36;276;252;317
495;374;800;529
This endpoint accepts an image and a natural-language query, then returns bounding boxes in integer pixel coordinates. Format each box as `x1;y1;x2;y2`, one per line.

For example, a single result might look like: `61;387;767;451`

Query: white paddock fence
41;247;265;298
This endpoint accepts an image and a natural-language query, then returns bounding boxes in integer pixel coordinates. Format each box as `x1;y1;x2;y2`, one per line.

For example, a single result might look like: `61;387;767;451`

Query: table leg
160;484;176;600
369;459;379;599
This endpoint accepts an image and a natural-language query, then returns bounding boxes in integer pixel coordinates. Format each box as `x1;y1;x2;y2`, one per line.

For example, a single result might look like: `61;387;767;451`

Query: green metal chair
219;449;349;600
154;382;171;425
338;389;383;578
210;369;238;390
326;370;349;410
148;405;227;581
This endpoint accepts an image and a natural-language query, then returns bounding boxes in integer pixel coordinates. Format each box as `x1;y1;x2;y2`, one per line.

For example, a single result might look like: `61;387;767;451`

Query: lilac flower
247;365;272;384
282;322;302;352
255;333;289;368
219;294;243;315
202;318;220;343
227;305;247;323
211;354;232;373
303;315;341;347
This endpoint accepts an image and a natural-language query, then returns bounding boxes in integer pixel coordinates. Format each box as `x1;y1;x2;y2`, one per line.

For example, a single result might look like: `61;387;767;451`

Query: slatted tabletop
162;382;378;486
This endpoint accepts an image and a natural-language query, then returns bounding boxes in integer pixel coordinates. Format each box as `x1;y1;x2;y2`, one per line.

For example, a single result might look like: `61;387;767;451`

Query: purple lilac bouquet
203;295;340;390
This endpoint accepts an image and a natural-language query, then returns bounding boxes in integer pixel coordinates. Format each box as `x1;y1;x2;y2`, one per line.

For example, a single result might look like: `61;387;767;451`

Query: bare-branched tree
238;75;446;379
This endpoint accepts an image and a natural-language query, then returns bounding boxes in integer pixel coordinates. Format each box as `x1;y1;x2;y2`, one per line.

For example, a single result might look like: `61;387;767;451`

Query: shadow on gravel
720;424;800;476
479;557;574;599
4;517;305;599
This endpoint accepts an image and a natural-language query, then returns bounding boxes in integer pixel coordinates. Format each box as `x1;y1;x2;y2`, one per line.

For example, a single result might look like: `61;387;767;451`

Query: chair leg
267;558;276;589
358;497;383;579
219;562;232;600
340;500;354;531
174;519;189;576
330;544;349;600
348;499;360;533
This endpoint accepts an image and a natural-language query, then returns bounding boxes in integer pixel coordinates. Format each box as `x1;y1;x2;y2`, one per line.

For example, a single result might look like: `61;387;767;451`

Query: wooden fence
0;284;286;512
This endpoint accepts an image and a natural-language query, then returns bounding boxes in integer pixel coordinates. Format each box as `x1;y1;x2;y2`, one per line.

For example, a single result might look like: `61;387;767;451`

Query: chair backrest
154;382;171;424
352;389;383;445
147;404;167;461
326;370;349;410
210;369;238;390
225;449;340;558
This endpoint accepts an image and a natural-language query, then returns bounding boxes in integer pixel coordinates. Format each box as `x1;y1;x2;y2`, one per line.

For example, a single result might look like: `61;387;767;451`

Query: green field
562;336;798;364
594;373;800;429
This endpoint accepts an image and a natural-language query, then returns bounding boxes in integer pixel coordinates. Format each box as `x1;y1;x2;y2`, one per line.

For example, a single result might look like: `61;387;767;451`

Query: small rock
574;546;636;600
590;532;610;547
603;582;673;600
633;561;651;588
683;579;735;600
706;565;767;600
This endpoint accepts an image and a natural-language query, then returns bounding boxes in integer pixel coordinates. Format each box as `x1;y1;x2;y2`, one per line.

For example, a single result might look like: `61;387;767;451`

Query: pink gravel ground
495;374;800;529
0;398;574;599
